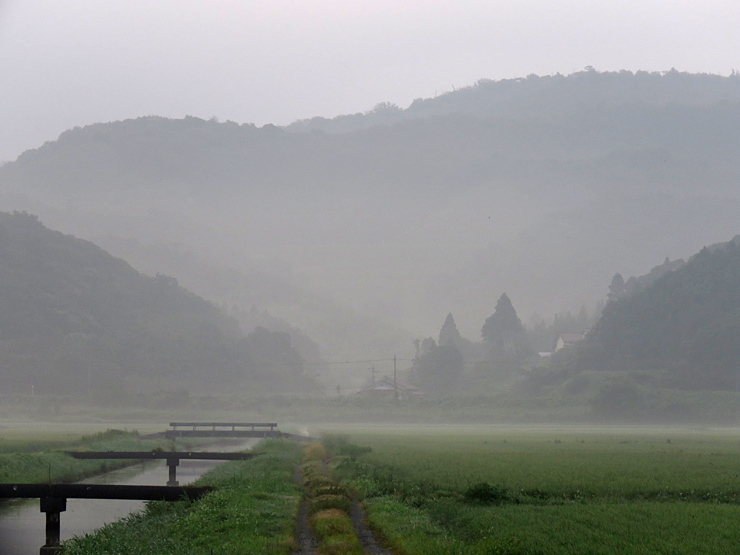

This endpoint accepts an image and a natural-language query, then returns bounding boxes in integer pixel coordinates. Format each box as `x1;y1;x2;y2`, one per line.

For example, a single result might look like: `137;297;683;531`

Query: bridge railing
169;422;278;432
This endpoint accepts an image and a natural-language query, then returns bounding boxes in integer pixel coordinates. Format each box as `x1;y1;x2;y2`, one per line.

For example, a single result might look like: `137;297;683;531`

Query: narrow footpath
294;464;320;555
351;496;394;555
294;454;394;555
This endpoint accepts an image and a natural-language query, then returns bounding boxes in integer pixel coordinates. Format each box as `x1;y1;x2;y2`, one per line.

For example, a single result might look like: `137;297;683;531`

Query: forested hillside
1;69;738;359
565;237;740;391
0;211;313;395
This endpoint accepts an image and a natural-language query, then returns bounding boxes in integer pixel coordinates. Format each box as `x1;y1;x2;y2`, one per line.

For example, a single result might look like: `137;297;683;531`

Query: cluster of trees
607;257;685;302
557;237;740;391
0;212;315;395
409;294;532;394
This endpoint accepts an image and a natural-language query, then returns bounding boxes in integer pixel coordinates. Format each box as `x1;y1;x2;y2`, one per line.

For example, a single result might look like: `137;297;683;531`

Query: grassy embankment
63;438;304;555
0;429;179;483
335;427;740;555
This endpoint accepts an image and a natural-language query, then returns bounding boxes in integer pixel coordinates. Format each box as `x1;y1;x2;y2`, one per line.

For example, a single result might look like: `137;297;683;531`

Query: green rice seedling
334;427;740;554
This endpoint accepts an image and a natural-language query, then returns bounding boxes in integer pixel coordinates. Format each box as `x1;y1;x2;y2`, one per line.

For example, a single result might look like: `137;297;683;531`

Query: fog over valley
0;70;739;409
6;5;740;554
1;1;740;423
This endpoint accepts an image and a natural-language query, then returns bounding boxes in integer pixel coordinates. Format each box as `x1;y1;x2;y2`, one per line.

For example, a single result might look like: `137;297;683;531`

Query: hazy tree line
409;293;534;394
408;235;740;407
0;212;315;397
564;237;740;391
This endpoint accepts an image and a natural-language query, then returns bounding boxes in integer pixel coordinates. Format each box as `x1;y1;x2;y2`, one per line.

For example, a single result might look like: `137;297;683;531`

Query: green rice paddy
335;427;740;554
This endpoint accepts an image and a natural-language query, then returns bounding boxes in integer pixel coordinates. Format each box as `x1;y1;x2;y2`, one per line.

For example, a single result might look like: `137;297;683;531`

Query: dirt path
295;498;321;555
351;496;395;555
293;462;392;555
293;465;320;555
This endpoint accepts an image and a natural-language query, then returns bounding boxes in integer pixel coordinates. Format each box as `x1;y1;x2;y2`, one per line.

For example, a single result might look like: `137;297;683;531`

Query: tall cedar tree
438;312;462;346
481;293;531;361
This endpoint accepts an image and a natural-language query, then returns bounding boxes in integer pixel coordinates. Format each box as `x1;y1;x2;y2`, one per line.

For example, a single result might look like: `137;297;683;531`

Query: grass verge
63;438;303;555
0;429;178;484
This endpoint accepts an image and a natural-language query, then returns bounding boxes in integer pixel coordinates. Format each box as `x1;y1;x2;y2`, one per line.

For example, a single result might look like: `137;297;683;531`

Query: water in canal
0;441;254;555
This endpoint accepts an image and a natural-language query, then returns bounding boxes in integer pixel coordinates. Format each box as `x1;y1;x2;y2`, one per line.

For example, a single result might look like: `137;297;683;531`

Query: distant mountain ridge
288;69;740;134
0;69;738;350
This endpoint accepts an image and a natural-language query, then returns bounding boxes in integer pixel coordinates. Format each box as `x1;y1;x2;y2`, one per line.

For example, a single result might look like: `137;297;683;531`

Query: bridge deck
66;451;261;461
0;483;212;501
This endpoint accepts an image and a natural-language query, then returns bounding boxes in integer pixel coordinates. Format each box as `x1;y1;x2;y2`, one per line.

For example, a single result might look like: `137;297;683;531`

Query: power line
302;358;413;366
303;357;528;366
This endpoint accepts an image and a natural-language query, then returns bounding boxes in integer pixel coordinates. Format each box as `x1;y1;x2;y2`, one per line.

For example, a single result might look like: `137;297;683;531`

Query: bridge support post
167;457;180;486
40;496;66;555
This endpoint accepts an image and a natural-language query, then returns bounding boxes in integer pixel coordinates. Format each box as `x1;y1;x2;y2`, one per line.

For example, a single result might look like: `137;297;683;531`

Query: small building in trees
356;377;420;399
554;332;585;351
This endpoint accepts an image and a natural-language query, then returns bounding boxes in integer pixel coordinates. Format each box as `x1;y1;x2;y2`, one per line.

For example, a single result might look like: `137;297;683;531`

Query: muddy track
294;465;320;555
295;498;321;555
294;462;392;554
351;496;394;555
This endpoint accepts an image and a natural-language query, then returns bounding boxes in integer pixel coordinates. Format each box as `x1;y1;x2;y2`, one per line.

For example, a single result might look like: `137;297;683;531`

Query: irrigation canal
0;440;255;555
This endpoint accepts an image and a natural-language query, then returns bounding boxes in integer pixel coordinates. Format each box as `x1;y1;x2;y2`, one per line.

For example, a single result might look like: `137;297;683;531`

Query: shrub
464;482;509;505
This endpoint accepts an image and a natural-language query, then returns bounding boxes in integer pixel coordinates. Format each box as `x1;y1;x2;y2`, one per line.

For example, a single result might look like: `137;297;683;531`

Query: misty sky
1;0;738;163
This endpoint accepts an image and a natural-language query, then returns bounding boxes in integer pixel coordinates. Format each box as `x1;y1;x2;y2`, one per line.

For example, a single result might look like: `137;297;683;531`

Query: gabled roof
558;332;585;344
356;377;419;395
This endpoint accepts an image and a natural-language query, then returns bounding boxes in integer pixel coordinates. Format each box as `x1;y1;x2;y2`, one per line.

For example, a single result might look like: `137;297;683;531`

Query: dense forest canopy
562;237;740;391
0;211;313;395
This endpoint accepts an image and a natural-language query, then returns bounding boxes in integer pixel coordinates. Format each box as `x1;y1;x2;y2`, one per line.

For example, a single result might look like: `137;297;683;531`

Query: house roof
356;377;418;395
558;332;585;344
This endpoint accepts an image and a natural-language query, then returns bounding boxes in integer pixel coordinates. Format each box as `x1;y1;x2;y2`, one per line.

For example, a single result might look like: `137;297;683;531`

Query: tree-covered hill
0;211;312;395
1;69;739;349
288;69;740;135
568;237;740;391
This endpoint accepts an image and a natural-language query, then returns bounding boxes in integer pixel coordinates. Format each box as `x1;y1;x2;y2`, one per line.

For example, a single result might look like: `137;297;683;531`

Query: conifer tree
481;293;531;360
438;312;462;346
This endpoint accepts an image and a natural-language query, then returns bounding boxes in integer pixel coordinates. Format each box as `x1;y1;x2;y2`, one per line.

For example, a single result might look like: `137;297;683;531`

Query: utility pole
370;365;376;384
393;355;397;400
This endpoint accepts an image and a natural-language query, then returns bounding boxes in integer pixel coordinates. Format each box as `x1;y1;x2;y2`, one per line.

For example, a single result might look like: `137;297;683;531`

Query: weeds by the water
64;439;303;555
0;429;178;484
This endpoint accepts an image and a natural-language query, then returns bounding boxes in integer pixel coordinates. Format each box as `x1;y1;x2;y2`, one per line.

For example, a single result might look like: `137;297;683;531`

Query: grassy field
5;422;740;553
333;426;740;554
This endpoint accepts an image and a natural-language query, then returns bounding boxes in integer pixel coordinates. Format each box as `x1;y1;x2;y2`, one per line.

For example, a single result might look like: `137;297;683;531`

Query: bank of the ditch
0;429;176;484
63;439;304;555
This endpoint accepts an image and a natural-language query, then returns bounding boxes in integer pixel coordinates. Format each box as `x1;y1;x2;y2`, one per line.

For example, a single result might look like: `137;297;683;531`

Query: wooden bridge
164;422;280;439
147;422;316;441
0;483;211;554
